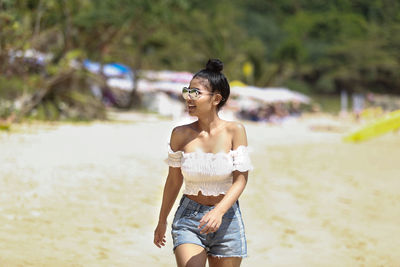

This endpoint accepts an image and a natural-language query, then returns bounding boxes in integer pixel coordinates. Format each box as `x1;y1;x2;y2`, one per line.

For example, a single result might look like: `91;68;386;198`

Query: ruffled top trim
164;145;184;168
165;144;254;171
164;143;254;196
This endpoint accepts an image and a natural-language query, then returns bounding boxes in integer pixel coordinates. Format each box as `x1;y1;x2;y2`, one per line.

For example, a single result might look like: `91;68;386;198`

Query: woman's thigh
208;256;242;267
174;243;208;267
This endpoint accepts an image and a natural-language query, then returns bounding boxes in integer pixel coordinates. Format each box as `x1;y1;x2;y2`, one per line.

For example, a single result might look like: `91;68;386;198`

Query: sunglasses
182;87;214;100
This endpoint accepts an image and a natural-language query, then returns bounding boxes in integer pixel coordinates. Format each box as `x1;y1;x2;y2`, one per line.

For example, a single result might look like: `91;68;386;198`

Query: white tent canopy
136;76;311;105
231;86;310;104
137;80;186;94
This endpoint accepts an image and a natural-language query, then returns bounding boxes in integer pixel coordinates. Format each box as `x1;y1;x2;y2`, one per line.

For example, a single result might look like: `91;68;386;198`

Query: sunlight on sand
0;114;399;266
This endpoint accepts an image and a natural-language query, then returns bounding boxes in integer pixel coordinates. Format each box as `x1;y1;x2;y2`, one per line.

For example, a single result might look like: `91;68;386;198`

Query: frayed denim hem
208;253;248;258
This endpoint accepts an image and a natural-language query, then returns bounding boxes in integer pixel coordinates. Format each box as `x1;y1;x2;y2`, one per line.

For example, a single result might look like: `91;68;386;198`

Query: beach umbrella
137;80;187;95
140;70;193;83
83;60;132;77
103;63;131;77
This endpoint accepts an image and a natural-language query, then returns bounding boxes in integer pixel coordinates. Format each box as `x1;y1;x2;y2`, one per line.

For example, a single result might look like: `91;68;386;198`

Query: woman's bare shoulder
171;122;196;135
226;121;248;148
226;120;246;133
170;123;195;151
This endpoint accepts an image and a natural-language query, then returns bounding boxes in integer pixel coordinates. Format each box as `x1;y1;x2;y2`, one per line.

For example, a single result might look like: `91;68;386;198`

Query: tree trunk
14;69;75;122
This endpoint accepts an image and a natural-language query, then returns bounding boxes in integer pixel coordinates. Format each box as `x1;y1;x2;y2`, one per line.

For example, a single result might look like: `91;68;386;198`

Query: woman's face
185;77;216;116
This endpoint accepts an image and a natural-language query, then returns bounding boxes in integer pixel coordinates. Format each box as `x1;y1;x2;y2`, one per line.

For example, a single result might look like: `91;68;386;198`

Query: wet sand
0;114;399;266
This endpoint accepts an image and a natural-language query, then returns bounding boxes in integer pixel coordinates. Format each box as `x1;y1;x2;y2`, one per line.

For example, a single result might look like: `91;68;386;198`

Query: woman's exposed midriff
185;191;225;206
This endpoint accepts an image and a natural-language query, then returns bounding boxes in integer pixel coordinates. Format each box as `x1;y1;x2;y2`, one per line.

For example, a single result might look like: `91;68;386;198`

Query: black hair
192;58;230;111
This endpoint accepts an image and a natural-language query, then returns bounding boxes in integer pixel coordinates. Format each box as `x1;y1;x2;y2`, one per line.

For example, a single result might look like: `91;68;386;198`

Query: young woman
154;59;253;267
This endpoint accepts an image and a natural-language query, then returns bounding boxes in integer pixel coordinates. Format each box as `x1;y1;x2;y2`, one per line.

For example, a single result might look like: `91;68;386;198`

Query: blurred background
0;1;399;266
1;0;400;121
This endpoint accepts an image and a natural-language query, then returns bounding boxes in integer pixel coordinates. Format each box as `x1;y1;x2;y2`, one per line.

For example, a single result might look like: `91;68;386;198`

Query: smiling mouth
187;105;196;111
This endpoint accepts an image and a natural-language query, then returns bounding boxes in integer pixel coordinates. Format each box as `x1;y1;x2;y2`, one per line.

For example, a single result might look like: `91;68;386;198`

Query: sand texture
0;114;399;266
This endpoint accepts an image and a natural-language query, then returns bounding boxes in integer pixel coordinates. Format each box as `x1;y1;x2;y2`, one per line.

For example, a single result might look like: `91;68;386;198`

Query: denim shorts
171;195;247;258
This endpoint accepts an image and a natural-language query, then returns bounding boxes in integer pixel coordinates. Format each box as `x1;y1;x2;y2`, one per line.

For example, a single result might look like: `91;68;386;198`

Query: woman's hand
198;208;224;234
153;221;167;248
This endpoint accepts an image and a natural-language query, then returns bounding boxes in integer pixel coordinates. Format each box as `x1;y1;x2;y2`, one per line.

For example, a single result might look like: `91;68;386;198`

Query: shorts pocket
172;205;185;228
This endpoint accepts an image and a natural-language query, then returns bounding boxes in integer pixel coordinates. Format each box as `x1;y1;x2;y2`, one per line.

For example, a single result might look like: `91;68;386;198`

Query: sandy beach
0;112;399;266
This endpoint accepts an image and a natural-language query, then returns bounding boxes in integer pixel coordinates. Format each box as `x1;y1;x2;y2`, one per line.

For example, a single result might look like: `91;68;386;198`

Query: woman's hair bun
206;59;223;73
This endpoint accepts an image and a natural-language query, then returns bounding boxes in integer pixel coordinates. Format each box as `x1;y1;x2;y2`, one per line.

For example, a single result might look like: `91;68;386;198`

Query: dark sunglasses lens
182;87;189;99
189;90;197;99
182;87;201;100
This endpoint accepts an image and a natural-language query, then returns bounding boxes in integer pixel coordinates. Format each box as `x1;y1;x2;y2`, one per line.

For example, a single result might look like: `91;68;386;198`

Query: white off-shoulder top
165;143;254;196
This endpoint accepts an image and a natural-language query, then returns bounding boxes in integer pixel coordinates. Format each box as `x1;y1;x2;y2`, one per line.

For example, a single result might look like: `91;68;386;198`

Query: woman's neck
195;112;222;134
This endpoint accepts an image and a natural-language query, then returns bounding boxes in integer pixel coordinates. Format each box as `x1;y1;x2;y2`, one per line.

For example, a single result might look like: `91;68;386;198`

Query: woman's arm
158;167;183;224
154;127;184;248
198;122;250;234
154;167;183;248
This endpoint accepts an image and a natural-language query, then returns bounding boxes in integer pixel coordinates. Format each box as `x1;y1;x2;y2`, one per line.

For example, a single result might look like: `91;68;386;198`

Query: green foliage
0;75;42;99
0;99;14;118
310;94;341;113
284;79;313;95
1;0;400;122
242;0;400;94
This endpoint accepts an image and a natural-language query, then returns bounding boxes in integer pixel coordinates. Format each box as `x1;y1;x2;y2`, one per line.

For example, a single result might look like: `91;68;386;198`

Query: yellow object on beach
230;80;247;87
344;109;400;142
